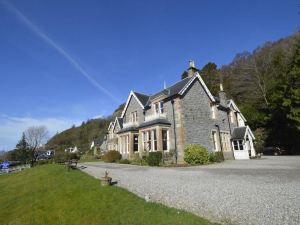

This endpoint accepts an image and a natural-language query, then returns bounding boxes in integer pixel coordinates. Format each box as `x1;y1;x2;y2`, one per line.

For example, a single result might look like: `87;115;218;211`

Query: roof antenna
164;81;167;89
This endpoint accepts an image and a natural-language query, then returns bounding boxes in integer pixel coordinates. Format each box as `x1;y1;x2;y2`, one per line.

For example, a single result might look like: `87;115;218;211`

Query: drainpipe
171;99;178;164
215;124;223;153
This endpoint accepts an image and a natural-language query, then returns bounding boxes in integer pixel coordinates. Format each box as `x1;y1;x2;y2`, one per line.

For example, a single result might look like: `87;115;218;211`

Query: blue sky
0;0;298;150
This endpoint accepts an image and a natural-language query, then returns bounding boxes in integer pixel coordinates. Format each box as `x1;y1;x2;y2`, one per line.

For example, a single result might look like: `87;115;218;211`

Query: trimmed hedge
119;159;131;164
184;144;209;165
102;150;122;163
147;152;162;166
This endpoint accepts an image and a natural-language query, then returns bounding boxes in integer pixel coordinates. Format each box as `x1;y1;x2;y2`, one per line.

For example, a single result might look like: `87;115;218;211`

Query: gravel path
79;156;300;225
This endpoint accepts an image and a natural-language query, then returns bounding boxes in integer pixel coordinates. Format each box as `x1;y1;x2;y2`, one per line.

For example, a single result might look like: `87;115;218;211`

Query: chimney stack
218;82;227;106
187;60;198;78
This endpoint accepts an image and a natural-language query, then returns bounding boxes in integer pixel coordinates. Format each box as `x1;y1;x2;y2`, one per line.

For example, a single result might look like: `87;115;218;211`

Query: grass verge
0;164;217;225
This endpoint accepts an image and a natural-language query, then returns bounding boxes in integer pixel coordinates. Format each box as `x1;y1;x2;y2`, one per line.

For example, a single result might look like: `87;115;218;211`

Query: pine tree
268;38;300;152
15;133;31;164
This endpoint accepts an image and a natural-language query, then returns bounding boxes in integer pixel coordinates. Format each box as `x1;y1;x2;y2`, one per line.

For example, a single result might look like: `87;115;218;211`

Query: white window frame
233;140;244;150
212;130;219;151
211;105;217;119
162;129;169;151
153;101;164;114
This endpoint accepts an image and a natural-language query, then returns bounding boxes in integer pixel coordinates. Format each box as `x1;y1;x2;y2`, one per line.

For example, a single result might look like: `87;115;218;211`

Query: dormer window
131;111;138;122
154;102;164;114
211;105;217;119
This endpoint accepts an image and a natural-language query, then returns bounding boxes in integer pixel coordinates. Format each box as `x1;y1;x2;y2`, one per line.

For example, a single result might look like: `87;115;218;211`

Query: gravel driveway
79;156;300;225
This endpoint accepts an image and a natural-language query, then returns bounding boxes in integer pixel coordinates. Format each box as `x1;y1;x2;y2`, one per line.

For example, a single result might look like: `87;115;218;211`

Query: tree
200;62;220;95
267;37;300;153
24;126;48;166
15;133;30;164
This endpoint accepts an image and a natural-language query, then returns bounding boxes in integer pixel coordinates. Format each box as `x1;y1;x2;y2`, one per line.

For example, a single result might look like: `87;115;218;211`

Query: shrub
65;153;80;161
147;152;162;166
119;159;131;164
184;144;209;165
209;152;224;163
36;160;50;165
102;150;122;163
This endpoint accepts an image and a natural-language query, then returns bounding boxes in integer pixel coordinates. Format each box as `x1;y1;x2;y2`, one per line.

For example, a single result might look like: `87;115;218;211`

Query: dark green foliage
184;145;209;165
266;37;300;153
36;160;52;165
5;133;31;164
102;150;122;163
147;152;163;166
209;152;224;163
65;153;80;160
200;62;220;96
119;159;131;164
212;32;300;153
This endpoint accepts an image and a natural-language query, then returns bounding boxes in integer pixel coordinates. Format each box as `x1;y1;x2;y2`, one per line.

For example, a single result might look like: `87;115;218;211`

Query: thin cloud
0;114;81;150
1;0;121;103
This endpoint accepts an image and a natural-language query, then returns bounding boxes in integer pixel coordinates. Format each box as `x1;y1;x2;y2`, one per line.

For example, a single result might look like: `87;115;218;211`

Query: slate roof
231;127;247;139
133;92;150;107
148;77;193;103
131;77;193;108
138;118;171;129
116;117;123;129
117;126;139;134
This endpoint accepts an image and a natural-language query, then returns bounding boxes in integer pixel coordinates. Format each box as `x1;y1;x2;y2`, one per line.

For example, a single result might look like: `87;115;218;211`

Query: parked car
263;147;288;156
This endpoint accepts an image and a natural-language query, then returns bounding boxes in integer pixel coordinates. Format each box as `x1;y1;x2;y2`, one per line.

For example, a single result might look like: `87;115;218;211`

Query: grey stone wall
181;80;232;157
123;96;144;124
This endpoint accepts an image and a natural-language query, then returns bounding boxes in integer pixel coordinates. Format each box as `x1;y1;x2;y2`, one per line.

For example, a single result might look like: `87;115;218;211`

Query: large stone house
104;61;256;162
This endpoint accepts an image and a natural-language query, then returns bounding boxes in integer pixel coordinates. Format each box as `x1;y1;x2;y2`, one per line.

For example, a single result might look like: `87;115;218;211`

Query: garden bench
65;159;78;170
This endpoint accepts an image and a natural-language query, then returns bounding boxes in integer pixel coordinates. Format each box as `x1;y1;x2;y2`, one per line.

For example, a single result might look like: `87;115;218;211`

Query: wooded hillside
201;32;300;153
46;103;125;153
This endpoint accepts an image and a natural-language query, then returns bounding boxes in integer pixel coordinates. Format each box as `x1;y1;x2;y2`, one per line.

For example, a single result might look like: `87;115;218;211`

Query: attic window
131;111;138;122
154;102;164;114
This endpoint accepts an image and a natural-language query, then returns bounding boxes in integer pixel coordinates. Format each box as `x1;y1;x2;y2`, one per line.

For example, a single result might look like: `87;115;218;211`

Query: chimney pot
189;60;195;68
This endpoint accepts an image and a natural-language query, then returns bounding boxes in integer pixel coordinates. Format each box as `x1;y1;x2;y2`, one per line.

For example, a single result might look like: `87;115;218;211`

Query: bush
147;152;162;166
184;144;209;165
65;153;80;161
102;150;122;163
209;152;224;163
36;160;50;165
119;159;131;164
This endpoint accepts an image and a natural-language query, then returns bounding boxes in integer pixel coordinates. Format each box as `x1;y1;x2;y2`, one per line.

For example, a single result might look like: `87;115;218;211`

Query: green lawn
0;164;216;225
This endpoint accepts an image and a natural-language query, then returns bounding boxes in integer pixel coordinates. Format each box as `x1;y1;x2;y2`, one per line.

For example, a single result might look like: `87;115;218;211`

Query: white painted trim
228;99;247;122
121;91;145;118
179;73;216;102
246;125;255;140
107;121;115;132
113;117;121;131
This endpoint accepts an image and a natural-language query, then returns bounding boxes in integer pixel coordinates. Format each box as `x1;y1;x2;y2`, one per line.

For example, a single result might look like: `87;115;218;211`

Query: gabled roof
232;126;255;140
113;117;123;130
134;92;150;106
120;73;216;118
116;117;123;129
121;91;150;118
107;121;115;131
228;99;247;122
179;73;216;102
